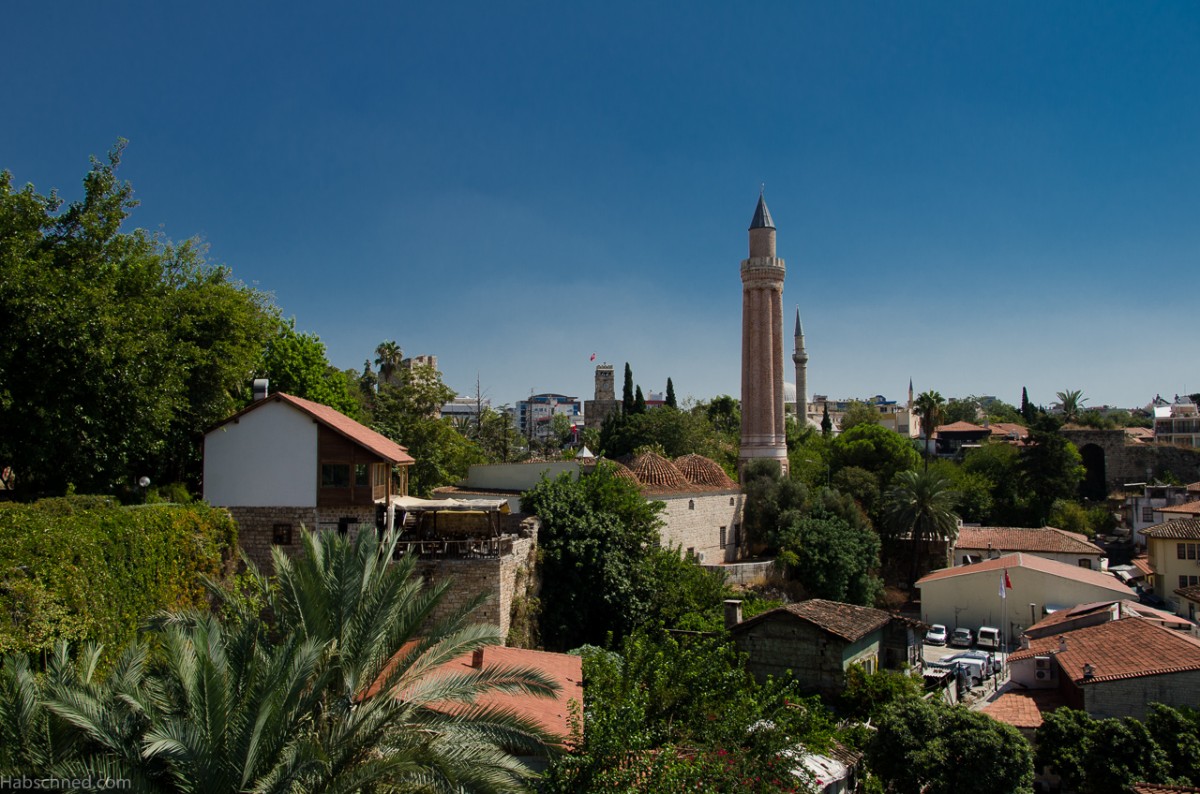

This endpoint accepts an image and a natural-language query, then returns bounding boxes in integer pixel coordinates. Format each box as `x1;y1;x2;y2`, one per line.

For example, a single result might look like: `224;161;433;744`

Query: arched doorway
1080;444;1107;501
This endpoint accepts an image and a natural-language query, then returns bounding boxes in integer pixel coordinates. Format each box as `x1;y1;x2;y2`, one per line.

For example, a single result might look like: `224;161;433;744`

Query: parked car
925;624;948;645
976;626;1001;650
944;650;1002;677
949;627;973;648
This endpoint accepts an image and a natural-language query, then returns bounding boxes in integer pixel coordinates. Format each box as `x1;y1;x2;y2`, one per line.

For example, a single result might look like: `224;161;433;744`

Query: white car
925;624;948;645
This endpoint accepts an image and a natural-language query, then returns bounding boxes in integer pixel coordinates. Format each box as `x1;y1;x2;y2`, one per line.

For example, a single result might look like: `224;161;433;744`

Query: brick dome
604;460;640;484
674;454;736;489
625;451;689;491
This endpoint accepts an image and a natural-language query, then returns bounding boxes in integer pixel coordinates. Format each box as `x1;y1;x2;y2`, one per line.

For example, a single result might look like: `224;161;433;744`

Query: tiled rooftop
956;526;1103;555
623;452;690;492
1157;500;1200;514
733;598;892;643
936;421;988;433
1144;518;1200;540
1008;618;1200;684
673;454;737;489
1130;784;1200;794
981;688;1066;730
917;552;1130;595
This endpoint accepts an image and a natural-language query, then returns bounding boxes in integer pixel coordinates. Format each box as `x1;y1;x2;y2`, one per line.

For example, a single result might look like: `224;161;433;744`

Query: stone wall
702;559;776;586
1083;670;1200;720
224;507;539;643
732;615;879;695
1061;429;1200;492
657;490;744;563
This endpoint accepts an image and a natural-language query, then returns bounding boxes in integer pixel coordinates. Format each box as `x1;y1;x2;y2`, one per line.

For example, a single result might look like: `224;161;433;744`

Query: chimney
471;648;484;668
1058;635;1068;654
1083;662;1095;679
252;378;270;401
724;599;744;630
1020;635;1030;650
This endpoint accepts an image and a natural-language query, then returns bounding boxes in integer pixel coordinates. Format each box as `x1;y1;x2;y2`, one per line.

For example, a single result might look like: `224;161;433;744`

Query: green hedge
0;498;237;661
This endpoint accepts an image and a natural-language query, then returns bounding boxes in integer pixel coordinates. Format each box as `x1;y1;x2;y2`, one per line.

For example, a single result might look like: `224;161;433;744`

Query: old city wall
1061;430;1200;490
226;505;377;570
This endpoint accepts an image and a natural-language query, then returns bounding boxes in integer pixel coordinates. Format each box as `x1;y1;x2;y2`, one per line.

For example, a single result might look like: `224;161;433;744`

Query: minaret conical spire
750;191;775;230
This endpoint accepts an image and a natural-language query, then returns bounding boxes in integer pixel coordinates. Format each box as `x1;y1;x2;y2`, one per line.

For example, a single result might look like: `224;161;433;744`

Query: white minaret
739;192;789;477
793;307;808;421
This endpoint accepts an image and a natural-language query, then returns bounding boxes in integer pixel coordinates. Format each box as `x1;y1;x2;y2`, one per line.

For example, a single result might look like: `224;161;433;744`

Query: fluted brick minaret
739;193;789;477
793;307;808;421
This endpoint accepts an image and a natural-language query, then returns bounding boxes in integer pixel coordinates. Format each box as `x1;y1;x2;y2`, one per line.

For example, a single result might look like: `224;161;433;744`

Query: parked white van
976;626;1001;651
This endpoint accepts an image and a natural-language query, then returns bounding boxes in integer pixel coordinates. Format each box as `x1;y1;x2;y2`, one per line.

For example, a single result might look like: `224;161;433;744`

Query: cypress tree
622;363;634;414
665;377;677;409
1021;387;1034;423
633;385;647;414
821;403;832;436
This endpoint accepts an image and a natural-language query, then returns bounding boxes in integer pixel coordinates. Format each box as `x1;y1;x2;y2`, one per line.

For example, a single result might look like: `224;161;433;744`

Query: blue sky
6;3;1198;410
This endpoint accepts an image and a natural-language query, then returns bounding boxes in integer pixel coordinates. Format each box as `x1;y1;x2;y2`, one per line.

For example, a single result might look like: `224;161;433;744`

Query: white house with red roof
916;553;1132;642
203;390;414;568
952;525;1106;570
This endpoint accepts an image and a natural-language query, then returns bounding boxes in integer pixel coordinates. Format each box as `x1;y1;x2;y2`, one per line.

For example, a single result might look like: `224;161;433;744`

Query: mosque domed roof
624;451;689;491
674;454;736;489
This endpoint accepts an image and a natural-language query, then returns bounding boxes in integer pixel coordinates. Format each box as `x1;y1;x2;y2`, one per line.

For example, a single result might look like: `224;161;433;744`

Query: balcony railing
392;536;515;561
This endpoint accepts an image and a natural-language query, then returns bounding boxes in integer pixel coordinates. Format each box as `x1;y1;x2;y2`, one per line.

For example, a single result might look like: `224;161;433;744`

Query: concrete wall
204;400;317;507
919;567;1133;643
462;462;581;492
658;490;744;563
703;559;775;586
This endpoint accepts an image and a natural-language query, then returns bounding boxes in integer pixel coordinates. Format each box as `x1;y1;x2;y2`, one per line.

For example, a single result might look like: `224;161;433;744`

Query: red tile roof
1132;556;1155;577
210;393;414;464
936;421;989;433
1156;500;1200;515
988;423;1029;439
1008;618;1200;684
1143;518;1200;540
1175;584;1200;603
955;526;1104;556
917;552;1130;595
732;598;892;643
981;688;1066;730
372;645;583;742
623;451;691;492
1131;784;1200;794
673;454;737;489
1026;600;1193;634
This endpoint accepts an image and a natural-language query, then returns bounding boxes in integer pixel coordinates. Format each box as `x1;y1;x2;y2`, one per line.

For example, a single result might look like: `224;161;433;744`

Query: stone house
728;599;922;695
952;526;1106;570
932;421;990;455
1022;599;1194;640
202;390;414;569
1176;583;1200;623
1005;617;1200;720
916;553;1132;643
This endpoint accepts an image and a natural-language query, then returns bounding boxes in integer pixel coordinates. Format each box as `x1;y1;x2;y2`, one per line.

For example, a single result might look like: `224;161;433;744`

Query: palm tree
3;529;559;792
913;390;946;465
1055;389;1086;424
883;468;960;587
375;340;404;386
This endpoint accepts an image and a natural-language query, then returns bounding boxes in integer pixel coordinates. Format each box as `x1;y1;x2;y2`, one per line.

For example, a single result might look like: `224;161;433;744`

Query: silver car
949;627;973;648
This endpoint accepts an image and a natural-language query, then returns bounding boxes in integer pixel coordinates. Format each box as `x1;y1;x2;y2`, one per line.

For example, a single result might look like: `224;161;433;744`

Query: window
686;547;695;559
354;464;370;487
1177;543;1199;560
272;524;292;545
729;497;736;506
1180;576;1200;588
321;464;350;488
1078;559;1092;569
1143;507;1155;523
720;526;727;548
688;500;695;510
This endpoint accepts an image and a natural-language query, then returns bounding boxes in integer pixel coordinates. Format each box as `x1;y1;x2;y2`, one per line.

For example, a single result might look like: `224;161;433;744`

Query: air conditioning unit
696;552;706;564
1035;656;1051;670
1035;669;1050;681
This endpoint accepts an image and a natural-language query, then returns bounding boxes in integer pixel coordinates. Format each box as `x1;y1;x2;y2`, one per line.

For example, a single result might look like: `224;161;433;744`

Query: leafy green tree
831;465;881;515
1020;415;1085;524
521;463;665;650
868;698;1033;794
829;423;920;493
600;404;720;460
942;397;980;425
476;405;529;463
838;664;923;723
545;630;835;793
776;506;883;605
373;339;403;386
665;377;677;408
258;318;360;418
372;363;483;495
741;460;809;551
981;396;1023;425
704;395;740;435
913;390;946;463
0;144;280;496
1146;703;1200;784
1055;388;1087;424
961;442;1027;524
840;400;881;431
1036;708;1172;794
930;460;993;525
883;469;959;586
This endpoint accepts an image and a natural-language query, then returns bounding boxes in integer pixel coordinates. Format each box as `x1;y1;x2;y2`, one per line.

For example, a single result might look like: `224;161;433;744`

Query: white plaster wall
463;462;581;491
919;566;1134;641
203;400;317;507
954;548;1105;570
